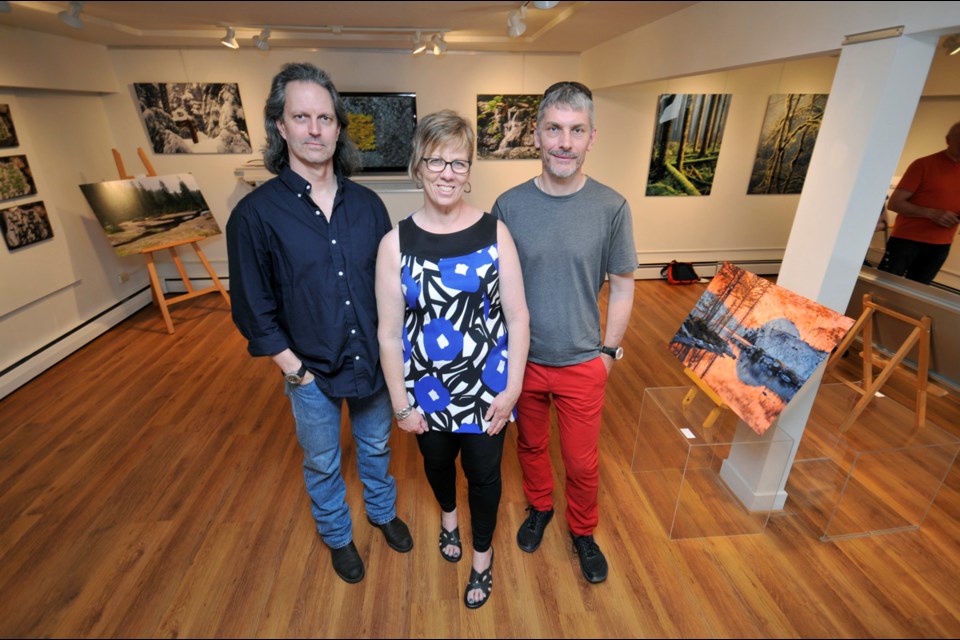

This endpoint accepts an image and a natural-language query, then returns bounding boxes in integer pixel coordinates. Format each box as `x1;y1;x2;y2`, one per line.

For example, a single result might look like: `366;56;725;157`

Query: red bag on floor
660;261;699;284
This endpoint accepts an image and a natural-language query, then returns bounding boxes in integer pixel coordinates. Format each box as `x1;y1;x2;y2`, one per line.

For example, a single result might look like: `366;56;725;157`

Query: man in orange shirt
879;121;960;284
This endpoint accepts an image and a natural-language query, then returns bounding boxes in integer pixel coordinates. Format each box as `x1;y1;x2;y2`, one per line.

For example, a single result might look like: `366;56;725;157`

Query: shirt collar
277;164;346;198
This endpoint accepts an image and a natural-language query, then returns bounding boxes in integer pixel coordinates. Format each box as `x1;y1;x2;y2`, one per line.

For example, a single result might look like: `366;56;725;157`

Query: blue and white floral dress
399;213;511;433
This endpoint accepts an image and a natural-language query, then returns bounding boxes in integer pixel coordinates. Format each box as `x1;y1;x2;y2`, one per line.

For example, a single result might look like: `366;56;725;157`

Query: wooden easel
681;367;729;428
824;293;931;432
113;148;231;334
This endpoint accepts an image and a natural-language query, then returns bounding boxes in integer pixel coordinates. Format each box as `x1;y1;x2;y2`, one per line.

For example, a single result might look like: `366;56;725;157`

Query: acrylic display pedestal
632;386;794;539
786;382;960;541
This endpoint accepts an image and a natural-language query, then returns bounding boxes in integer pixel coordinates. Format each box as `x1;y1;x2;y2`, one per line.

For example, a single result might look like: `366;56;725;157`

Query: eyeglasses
421;157;471;174
543;81;593;100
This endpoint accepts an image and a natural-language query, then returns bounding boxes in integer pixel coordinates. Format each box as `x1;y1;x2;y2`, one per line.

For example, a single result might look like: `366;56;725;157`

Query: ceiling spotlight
533;1;559;8
220;27;239;49
412;31;427;56
430;33;448;55
58;1;84;29
945;34;960;56
253;28;271;50
507;5;527;38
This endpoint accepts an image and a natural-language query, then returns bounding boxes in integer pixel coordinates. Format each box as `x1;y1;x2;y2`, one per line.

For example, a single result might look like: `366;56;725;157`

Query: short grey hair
537;81;595;130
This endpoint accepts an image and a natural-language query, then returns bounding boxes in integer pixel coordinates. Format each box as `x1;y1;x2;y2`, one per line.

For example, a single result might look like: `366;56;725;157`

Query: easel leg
192;241;231;306
144;252;175;334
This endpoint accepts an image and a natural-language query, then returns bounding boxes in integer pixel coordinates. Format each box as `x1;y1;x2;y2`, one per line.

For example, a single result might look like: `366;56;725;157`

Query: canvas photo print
0;104;19;148
646;93;732;196
476;94;542;160
0;155;37;202
668;262;854;435
341;93;417;173
1;201;53;250
133;82;252;154
747;94;828;194
79;173;221;257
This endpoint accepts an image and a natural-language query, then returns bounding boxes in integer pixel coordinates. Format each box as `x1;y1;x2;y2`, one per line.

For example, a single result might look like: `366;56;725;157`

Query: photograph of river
79;173;220;257
669;262;855;434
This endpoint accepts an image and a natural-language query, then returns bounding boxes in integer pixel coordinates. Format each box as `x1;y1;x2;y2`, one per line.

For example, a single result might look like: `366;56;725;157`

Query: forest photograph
476;94;542;160
747;93;828;195
646;93;732;196
2;201;52;250
0;155;37;202
0;104;18;148
79;173;221;256
133;83;252;155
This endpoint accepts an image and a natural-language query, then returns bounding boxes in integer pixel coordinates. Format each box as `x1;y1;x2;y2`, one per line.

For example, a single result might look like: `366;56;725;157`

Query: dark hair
538;80;595;130
262;62;361;176
408;110;475;186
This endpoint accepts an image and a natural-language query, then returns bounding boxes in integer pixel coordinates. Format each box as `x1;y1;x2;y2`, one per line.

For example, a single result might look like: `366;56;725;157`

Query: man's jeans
285;382;397;549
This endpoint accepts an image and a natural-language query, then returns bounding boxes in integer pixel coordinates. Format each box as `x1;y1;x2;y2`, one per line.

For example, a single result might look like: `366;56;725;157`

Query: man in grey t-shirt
491;81;636;584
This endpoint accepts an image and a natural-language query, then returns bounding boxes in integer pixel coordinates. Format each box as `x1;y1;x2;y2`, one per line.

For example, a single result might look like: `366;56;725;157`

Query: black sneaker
330;541;364;583
571;534;608;583
516;506;554;553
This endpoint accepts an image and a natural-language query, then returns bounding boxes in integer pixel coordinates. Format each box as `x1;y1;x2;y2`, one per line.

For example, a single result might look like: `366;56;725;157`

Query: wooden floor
1;280;959;638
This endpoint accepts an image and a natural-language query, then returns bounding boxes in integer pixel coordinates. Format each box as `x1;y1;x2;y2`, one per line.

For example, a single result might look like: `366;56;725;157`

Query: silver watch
600;345;624;360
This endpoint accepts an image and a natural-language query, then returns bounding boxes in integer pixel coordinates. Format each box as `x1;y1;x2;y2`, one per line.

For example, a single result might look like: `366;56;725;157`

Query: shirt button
345;300;351;305
331;239;337;244
355;355;360;360
306;184;311;190
297;193;302;198
315;210;321;216
351;329;356;334
338;271;344;276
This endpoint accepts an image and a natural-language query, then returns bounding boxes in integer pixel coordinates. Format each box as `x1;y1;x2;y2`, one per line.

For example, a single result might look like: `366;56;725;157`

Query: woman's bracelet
394;405;415;420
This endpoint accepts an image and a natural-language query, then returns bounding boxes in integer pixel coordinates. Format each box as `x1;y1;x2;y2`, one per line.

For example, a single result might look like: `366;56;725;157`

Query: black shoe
571;534;608;584
516;506;554;553
368;515;413;553
330;541;364;583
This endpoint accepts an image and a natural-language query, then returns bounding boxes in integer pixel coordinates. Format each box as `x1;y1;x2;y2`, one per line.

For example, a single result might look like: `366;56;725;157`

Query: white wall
591;56;837;270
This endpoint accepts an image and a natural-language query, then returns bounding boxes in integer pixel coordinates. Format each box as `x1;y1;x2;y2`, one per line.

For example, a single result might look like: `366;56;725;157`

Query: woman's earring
464;182;472;194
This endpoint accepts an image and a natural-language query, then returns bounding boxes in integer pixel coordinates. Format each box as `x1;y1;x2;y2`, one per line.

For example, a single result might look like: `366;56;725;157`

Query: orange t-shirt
889;151;960;245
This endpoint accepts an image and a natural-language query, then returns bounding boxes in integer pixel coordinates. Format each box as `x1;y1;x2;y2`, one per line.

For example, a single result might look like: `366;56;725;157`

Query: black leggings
415;429;506;552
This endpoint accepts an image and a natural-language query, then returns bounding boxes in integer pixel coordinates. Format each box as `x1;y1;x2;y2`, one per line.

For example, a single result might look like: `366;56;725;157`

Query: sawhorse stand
824;293;931;432
113;147;231;334
681;367;730;429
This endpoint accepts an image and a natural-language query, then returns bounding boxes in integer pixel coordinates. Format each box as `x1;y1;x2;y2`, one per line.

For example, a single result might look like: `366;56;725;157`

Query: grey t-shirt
492;177;636;366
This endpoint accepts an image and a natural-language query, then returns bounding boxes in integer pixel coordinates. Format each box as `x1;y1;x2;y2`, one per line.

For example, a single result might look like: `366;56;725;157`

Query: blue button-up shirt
226;166;392;398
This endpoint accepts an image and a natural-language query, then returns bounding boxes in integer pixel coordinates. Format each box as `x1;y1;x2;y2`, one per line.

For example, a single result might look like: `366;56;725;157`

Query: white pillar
722;31;939;510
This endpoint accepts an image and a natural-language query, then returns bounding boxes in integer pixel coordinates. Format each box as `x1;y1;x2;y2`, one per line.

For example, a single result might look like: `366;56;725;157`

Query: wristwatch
600;345;624;360
284;362;309;385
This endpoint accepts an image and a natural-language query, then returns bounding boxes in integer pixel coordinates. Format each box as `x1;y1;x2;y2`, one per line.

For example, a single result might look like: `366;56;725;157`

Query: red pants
515;358;607;536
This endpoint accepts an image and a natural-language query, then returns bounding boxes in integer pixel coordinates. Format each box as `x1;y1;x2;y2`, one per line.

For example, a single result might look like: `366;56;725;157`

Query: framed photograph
1;200;53;250
133;82;252;154
668;262;854;435
341;92;417;173
747;94;829;194
476;94;542;160
646;93;732;196
0;155;38;202
79;173;222;257
0;104;19;148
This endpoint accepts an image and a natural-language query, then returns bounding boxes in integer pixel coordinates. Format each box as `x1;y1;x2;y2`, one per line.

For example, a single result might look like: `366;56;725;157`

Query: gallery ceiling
0;1;700;53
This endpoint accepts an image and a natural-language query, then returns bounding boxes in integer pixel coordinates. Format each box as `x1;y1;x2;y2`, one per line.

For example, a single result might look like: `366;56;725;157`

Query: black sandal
439;526;462;563
463;548;494;609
